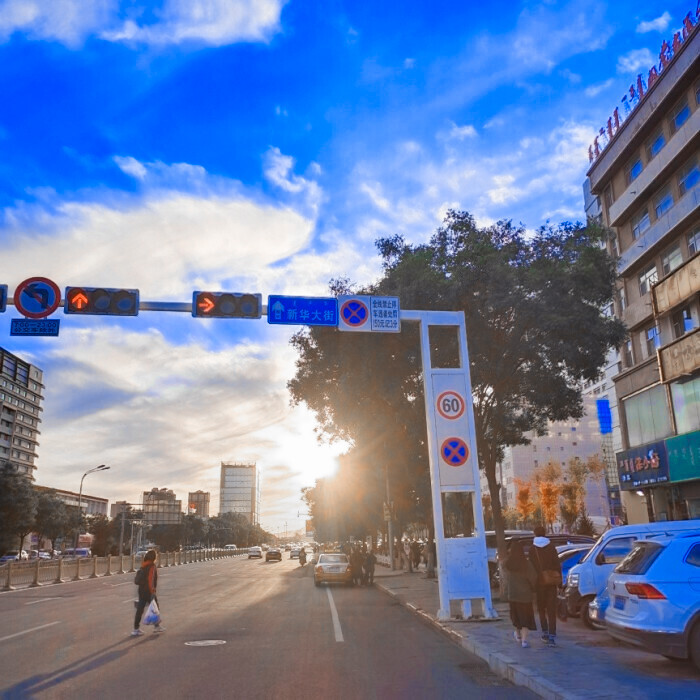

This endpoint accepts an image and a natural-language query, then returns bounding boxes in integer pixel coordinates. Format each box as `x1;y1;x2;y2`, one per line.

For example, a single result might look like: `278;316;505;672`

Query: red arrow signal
197;295;215;314
69;291;89;309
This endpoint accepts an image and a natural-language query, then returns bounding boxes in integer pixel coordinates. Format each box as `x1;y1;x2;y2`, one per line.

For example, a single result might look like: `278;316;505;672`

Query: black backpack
134;567;146;585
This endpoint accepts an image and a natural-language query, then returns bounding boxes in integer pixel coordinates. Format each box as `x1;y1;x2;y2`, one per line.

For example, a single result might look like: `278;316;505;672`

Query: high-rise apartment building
0;347;44;478
219;462;259;524
142;488;182;525
187;490;210;518
585;13;699;522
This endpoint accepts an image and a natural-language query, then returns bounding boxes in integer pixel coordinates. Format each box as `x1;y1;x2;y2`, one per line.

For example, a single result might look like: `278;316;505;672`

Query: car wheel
580;596;597;629
689;621;700;671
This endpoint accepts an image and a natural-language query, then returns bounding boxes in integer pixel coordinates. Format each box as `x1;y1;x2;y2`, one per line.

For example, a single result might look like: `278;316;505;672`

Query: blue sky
0;0;693;535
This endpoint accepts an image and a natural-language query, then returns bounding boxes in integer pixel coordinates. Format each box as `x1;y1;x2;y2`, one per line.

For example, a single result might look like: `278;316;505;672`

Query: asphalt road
0;555;534;699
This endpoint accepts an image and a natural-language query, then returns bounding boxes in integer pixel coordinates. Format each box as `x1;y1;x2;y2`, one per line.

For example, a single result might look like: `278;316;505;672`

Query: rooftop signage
588;7;699;164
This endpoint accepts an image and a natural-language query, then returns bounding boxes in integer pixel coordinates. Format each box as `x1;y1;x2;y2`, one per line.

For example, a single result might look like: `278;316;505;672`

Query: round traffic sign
440;437;469;467
436;390;466;420
340;299;369;327
14;277;61;319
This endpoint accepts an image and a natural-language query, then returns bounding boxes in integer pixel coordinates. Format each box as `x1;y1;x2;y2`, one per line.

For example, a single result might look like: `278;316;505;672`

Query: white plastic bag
144;599;161;626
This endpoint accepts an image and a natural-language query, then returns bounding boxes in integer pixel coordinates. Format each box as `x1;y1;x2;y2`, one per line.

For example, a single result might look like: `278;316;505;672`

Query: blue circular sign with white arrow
14;277;61;319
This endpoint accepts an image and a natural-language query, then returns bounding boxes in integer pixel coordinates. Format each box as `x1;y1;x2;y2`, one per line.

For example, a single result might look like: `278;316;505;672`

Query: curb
375;580;574;700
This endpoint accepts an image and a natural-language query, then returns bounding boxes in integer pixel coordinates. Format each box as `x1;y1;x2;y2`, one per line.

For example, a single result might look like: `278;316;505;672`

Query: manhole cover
184;640;227;647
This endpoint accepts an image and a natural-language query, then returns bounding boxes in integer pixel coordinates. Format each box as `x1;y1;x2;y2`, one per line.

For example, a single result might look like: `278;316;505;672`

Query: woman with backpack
503;540;538;648
132;550;164;636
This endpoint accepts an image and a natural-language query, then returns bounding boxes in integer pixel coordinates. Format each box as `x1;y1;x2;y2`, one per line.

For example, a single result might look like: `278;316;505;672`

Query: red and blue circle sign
14;277;61;319
440;437;469;467
340;298;369;328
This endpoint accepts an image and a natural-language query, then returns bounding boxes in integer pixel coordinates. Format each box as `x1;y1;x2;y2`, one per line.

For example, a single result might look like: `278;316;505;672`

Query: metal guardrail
0;548;251;591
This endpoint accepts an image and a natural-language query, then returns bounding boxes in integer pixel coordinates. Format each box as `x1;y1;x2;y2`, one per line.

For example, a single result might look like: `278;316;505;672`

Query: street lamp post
74;464;110;552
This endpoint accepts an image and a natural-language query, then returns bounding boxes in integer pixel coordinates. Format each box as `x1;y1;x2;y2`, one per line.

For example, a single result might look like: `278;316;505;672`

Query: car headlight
568;573;579;587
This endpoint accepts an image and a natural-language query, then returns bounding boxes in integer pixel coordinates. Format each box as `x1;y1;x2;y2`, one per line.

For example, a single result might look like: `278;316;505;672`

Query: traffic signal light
0;285;6;313
64;287;140;316
192;291;262;319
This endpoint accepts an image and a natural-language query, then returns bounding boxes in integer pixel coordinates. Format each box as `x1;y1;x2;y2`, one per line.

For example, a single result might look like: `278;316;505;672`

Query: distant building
584;16;699;522
35;485;108;517
187;490;210;518
485;396;611;526
0;347;44;479
142;488;182;525
220;462;259;524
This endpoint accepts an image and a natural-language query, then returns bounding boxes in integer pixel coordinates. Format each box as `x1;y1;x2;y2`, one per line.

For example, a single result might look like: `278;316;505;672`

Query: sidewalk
372;566;699;700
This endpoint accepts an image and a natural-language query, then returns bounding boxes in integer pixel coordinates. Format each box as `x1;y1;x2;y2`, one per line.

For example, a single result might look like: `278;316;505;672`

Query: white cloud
487;174;522;204
636;12;671;34
0;0;286;48
0;0;115;47
617;48;654;74
584;78;614;97
447;121;478;141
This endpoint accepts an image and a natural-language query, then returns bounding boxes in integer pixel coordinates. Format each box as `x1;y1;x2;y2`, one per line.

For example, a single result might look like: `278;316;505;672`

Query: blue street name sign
11;318;61;337
267;295;338;326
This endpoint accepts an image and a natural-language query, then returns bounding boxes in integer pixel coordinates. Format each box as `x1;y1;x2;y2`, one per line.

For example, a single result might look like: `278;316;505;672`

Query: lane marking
103;582;131;588
325;588;344;643
0;621;60;643
25;598;63;606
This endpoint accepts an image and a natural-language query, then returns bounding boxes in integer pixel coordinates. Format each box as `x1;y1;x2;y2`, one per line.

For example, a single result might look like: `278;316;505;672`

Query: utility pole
385;464;395;570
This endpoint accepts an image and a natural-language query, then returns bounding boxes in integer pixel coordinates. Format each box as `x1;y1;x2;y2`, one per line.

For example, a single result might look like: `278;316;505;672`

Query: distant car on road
0;550;28;563
224;544;238;551
290;547;301;559
314;553;352;586
605;533;700;670
266;548;282;562
248;546;263;559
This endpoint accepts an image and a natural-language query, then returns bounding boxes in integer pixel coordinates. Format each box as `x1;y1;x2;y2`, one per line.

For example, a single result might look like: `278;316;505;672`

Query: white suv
605;533;700;670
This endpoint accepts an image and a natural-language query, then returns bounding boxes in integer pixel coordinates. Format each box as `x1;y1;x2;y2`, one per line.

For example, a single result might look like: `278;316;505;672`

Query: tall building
35;485;108;516
0;347;44;478
585;13;699;522
486;396;611;526
187;490;210;518
220;462;259;524
142;488;182;526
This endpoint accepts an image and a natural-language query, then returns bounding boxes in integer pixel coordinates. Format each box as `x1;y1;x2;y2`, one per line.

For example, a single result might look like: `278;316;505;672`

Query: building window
623;384;673;448
604;185;613;209
631;207;651;239
671;306;696;338
678;157;699;198
638;263;658;296
609;233;619;258
670;376;700;435
622;339;633;367
688;227;700;256
646;128;666;161
644;324;660;356
618;286;627;312
670;99;690;133
661;244;682;276
626;156;643;184
653;186;674;219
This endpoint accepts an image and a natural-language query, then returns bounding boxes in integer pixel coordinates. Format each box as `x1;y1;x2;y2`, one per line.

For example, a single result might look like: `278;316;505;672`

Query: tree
86;514;114;556
34;489;70;552
514;479;536;527
289;212;625;558
534;461;562;531
0;462;38;552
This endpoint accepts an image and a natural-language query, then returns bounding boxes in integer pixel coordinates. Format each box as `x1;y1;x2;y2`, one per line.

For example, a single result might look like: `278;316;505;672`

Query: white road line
210;573;222;577
103;582;131;587
25;598;63;606
0;621;61;643
325;588;344;643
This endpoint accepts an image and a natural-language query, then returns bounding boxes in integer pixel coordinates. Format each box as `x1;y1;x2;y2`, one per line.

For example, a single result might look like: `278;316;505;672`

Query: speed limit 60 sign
437;390;465;420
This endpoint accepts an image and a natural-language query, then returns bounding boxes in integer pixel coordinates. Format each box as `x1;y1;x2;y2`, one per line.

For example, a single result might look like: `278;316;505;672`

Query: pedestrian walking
350;547;364;586
410;540;421;570
503;540;537;648
132;550;164;636
529;525;563;646
363;549;377;585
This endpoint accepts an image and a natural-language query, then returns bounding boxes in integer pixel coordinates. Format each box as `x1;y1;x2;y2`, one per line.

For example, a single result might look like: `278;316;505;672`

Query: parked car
266;548;282;562
605;533;700;670
558;544;593;584
565;520;700;628
587;586;610;629
0;550;28;563
248;546;263;559
314;553;352;586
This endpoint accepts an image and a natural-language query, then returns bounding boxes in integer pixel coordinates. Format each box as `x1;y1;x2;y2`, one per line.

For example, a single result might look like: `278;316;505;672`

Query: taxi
314;552;352;586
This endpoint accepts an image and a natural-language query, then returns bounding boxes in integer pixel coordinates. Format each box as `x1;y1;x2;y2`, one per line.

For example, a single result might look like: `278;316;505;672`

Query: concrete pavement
371;565;699;700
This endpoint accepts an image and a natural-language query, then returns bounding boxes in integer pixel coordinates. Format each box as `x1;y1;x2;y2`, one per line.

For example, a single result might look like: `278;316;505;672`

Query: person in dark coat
350;547;364;586
529;525;563;646
132;550;163;636
503;540;538;648
363;549;377;585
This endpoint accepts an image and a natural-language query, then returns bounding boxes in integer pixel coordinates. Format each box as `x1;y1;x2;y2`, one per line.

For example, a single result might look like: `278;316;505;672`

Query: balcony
652;252;700;316
658;327;700;382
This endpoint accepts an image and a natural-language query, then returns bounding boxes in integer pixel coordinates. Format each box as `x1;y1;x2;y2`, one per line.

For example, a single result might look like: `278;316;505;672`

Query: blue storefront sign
616;440;669;490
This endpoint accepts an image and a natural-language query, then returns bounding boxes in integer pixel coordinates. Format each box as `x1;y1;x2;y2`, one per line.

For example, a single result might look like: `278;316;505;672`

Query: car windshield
319;554;347;564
